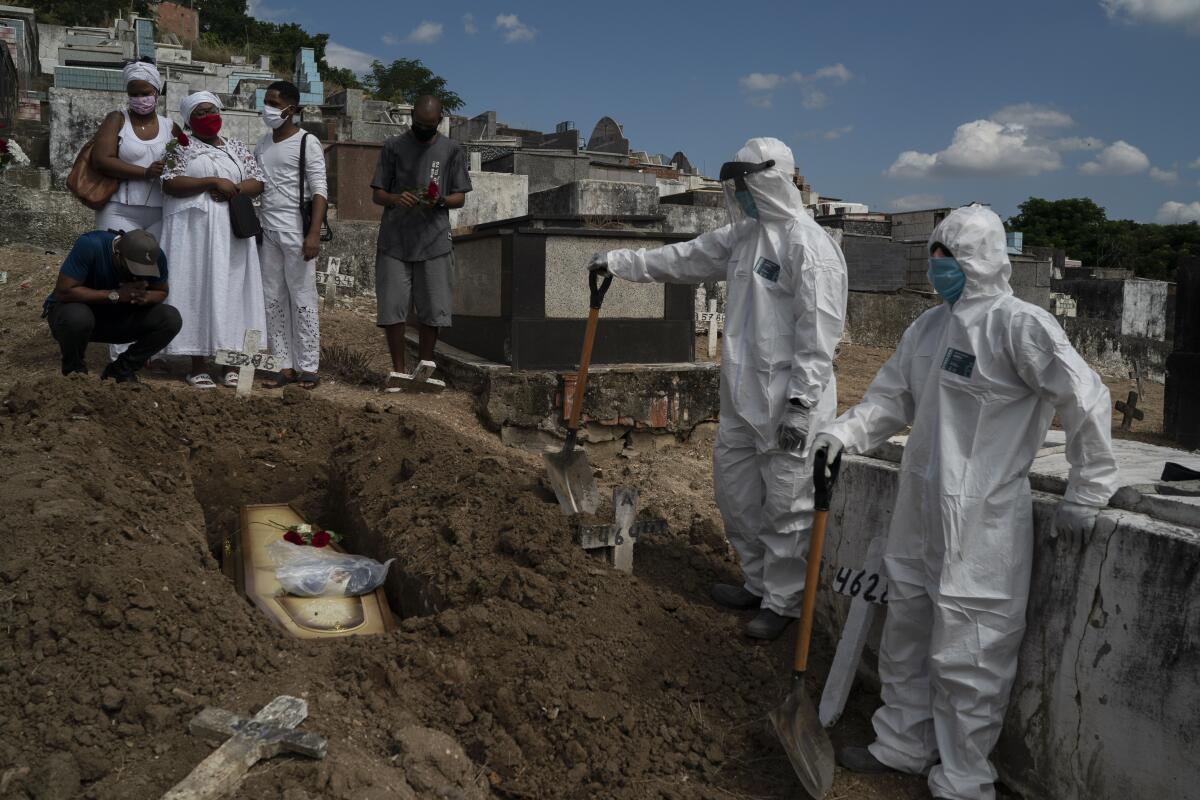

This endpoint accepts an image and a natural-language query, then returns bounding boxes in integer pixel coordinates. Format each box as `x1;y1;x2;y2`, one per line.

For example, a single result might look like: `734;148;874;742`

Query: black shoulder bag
299;132;333;242
218;145;262;240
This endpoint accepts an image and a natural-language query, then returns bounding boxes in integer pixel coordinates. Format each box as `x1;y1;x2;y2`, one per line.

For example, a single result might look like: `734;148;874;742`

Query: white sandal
223;371;239;388
186;373;218;389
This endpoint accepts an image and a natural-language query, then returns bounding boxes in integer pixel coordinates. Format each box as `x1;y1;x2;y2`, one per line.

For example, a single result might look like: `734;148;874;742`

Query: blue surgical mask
735;189;759;220
927;256;966;304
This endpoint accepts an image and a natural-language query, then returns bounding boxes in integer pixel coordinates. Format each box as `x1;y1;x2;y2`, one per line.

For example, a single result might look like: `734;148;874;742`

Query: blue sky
254;0;1200;224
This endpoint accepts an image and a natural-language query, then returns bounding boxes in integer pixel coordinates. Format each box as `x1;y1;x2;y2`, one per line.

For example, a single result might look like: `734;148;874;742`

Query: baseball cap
114;230;161;278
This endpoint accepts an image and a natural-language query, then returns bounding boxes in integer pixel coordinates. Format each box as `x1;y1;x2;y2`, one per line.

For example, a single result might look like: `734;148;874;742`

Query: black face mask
411;123;438;142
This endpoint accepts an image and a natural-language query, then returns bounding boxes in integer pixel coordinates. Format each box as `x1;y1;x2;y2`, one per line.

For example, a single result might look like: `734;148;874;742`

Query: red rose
426;180;439;200
310;530;331;547
0;139;8;153
174;130;190;146
283;530;304;545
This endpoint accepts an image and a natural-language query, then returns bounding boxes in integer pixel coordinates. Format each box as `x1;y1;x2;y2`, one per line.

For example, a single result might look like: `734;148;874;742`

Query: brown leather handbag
66;139;119;211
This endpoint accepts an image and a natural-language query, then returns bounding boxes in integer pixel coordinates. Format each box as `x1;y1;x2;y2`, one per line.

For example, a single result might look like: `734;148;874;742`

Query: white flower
295;523;312;535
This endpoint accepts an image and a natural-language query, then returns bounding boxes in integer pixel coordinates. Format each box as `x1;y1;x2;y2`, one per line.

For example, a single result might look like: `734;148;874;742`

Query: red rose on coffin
310;530;331;547
426;181;439;201
283;530;304;545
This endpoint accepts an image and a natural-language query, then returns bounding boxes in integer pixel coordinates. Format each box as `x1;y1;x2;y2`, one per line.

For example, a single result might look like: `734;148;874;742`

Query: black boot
837;746;894;774
101;359;139;384
710;583;762;610
744;608;792;640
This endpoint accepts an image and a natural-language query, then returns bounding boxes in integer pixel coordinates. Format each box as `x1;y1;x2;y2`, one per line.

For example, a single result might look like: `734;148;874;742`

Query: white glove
776;401;811;452
588;252;610;276
1052;500;1101;546
806;432;844;478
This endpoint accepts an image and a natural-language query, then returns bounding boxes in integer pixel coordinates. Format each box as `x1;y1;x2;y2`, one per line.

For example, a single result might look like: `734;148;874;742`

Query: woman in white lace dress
161;91;268;389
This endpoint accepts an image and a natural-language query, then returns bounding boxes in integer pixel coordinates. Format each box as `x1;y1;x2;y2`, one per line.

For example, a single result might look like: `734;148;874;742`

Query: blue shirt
43;230;169;315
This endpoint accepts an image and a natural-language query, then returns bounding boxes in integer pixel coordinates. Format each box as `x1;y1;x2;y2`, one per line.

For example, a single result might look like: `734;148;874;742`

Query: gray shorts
375;250;455;327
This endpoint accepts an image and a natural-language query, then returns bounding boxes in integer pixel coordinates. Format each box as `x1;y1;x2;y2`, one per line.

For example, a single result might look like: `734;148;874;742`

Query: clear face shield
719;159;774;224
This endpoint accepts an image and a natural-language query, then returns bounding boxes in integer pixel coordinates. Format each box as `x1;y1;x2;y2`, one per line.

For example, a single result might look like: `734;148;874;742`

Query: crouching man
43;229;181;382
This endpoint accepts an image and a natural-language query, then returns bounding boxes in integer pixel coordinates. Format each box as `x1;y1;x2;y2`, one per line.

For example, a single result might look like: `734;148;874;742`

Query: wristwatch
107;290;120;304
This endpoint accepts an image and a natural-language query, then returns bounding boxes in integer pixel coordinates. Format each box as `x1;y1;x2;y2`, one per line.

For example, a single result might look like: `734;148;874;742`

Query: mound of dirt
0;376;925;800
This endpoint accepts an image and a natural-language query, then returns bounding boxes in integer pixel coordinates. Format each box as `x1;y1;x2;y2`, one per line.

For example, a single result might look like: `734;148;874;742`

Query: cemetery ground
0;242;1163;800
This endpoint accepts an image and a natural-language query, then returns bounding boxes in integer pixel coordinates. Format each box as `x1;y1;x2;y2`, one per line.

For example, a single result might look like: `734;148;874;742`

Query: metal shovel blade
543;441;600;516
769;673;836;799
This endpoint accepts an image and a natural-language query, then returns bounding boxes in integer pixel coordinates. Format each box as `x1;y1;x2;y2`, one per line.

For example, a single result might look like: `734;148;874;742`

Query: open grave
0;377;928;800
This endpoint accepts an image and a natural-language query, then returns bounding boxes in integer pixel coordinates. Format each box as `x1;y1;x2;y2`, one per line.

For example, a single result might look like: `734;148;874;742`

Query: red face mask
190;114;222;138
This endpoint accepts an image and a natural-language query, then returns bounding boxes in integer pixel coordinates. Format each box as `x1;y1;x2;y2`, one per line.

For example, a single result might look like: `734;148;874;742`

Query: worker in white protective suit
589;138;847;640
809;203;1119;800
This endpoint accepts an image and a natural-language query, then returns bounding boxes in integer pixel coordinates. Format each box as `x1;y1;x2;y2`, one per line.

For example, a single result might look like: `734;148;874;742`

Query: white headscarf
122;61;163;92
178;91;224;127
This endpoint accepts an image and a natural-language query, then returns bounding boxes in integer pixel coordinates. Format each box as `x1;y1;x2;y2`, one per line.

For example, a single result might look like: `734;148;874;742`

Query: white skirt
95;202;163;239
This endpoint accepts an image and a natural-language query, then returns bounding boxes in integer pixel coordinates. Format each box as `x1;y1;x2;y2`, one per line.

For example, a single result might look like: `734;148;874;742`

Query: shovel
769;446;842;798
544;268;612;515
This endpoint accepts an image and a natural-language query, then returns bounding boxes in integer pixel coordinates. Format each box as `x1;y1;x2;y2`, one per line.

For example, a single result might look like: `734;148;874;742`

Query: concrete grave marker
697;299;724;358
160;695;327;800
214;330;279;398
576;486;667;573
820;536;889;728
316;257;354;311
1115;390;1144;431
0;271;7;285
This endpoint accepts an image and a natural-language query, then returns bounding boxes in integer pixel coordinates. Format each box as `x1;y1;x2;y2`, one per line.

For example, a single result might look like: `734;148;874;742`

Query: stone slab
451;237;502;317
544;236;664;319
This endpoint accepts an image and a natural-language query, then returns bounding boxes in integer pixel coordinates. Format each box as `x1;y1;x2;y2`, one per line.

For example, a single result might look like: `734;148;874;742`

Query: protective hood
927;204;1012;302
722;138;806;225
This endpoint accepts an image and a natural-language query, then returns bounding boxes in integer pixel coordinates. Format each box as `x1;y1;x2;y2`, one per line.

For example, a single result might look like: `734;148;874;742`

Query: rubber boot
709;583;761;610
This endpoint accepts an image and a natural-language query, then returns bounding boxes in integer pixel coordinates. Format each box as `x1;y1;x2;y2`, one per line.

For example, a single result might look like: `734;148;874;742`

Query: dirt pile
0;376;925;800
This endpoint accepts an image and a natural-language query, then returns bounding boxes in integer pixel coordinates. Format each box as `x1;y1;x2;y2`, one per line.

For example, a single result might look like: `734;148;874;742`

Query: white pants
259;229;320;373
96;202;163;239
712;414;814;617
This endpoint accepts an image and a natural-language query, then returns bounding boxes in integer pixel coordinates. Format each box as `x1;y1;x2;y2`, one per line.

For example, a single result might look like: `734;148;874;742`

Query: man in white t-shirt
254;80;328;389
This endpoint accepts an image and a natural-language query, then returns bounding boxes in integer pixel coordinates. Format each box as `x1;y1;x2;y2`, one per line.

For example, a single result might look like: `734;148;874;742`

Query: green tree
324;67;363;90
363;58;463;111
26;0;150;26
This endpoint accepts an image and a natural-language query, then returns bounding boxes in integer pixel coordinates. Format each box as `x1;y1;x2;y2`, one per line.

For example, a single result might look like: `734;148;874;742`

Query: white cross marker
214;330;280;398
820;535;888;727
697;300;725;358
0;271;8;285
315;257;355;311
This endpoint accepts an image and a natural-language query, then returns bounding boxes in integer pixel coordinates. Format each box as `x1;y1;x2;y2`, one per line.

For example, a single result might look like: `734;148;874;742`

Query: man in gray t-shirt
370;95;472;387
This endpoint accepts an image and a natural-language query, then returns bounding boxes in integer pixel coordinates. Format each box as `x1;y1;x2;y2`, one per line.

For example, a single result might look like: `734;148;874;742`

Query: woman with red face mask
161;91;268;389
90;60;181;239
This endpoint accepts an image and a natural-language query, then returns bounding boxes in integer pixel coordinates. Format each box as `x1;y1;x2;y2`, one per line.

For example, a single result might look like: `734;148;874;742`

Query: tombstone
0;271;7;285
1164;257;1200;449
161;695;326;800
698;300;724;358
1115;391;1144;431
586;116;630;155
315;257;355;310
444;216;697;369
820;536;889;727
214;330;279;397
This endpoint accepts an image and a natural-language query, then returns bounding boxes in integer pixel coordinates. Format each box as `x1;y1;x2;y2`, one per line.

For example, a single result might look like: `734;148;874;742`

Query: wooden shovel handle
567;307;601;432
794;509;828;673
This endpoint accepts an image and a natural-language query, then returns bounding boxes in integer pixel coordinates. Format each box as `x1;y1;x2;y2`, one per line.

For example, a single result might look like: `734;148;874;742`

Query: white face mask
261;104;291;130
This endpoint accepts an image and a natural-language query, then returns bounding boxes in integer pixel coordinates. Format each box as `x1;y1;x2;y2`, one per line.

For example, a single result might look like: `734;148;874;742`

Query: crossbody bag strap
299;132;308;214
216;142;245;181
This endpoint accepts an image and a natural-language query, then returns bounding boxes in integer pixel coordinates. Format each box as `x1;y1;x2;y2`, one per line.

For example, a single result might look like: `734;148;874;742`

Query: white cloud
325;41;377;74
738;63;852;108
740;72;785;92
1154;200;1200;223
1190;157;1200;169
1054;136;1105;152
382;33;398;45
990;103;1074;130
463;13;478;35
1079;140;1151;175
890;193;946;211
496;13;536;43
405;21;443;44
1102;0;1200;32
823;125;854;141
801;87;828;110
247;0;294;22
1150;166;1180;183
886;119;1063;178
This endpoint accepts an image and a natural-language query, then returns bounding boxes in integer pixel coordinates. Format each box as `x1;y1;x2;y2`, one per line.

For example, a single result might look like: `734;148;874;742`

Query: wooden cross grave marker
1115;390;1144;431
160;695;326;800
315;257;355;311
214;330;280;398
0;270;7;285
576;486;668;573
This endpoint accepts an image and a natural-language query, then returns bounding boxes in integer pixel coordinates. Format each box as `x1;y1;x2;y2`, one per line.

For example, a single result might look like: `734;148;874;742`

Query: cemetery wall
486;150;590;193
843;290;937;348
0;178;94;250
528;179;658;218
823;451;1200;800
1054;277;1173;380
841;234;907;292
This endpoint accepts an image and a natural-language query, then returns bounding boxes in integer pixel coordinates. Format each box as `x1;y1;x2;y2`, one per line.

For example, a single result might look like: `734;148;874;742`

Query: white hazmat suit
605;138;848;618
819;204;1119;799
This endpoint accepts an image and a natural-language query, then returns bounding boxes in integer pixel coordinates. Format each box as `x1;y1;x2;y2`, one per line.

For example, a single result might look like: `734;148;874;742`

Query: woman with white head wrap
160;90;268;389
90;59;180;239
